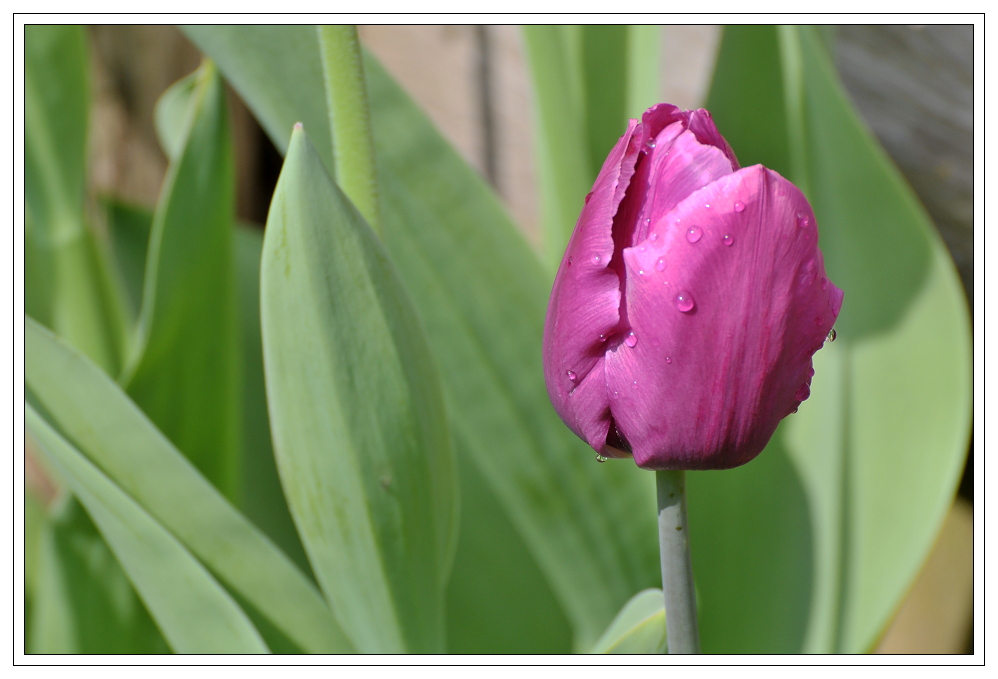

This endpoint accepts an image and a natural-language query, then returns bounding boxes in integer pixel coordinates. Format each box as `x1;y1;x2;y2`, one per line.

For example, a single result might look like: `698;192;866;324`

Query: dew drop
584;191;594;204
734;201;745;212
655;256;666;272
722;233;734;246
795;384;811;401
647;138;657;148
665;356;672;364
686;225;703;243
624;332;638;348
675;291;695;313
567;370;577;381
639;244;647;252
567;257;573;267
649;231;658;241
638;269;646;276
591;254;601;265
821;277;828;291
807;366;815;378
704;203;711;209
632;380;638;388
826;328;837;343
797;212;810;228
645;218;652;227
792;406;799;414
598;333;607;343
595;453;607;463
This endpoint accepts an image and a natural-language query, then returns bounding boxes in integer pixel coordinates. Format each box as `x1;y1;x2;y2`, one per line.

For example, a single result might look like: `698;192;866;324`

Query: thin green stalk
656;469;700;653
317;25;381;235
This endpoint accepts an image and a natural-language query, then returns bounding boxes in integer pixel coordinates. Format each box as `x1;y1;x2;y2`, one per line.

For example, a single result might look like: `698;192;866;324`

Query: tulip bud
543;103;843;470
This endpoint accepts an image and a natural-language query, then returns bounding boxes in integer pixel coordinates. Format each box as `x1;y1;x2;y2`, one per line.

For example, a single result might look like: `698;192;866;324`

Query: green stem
656;469;700;653
317;25;381;235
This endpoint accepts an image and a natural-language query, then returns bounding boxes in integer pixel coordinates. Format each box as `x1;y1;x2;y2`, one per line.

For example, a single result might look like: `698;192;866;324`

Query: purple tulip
543;103;843;470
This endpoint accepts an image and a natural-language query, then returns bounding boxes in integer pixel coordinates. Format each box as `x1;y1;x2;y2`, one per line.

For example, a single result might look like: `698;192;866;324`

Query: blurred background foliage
22;24;973;654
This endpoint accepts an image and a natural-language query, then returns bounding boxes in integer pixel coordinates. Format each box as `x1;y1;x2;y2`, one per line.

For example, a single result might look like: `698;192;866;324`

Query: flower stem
656;469;700;653
317;25;381;236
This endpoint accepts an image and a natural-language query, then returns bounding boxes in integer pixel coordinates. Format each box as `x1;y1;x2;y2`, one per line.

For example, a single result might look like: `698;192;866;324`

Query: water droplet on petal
567;370;577;381
647;138;657;148
638;269;646;276
665;356;672;364
792;406;799;414
821;277;828;290
704;203;711;209
807;366;815;378
795;384;811;401
686;226;703;243
632;380;638;388
655;256;666;272
734;201;745;212
598;333;607;343
591;254;601;265
649;231;658;241
595;453;607;463
722;233;734;246
675;291;695;313
584;191;594;204
567;257;573;267
639;244;647;252
624;332;638;347
826;328;837;343
645;218;652;226
797;212;810;228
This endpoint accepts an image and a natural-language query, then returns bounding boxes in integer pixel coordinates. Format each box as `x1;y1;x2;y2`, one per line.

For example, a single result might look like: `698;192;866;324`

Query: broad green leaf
120;61;241;501
25;317;351;654
590;589;667;654
184;25;660;650
26;406;268;654
444;457;572;653
25;25;127;374
260;127;456;653
689;25;972;653
26;497;168;654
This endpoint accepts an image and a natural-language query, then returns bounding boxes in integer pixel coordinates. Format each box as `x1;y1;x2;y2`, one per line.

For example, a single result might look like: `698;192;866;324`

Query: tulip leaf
260;126;456;653
26;497;169;654
154;69;200;161
184;24;660;651
24;24;127;374
26;405;269;654
101;198;153;322
692;25;972;653
590;589;667;654
120;61;241;502
24;316;351;654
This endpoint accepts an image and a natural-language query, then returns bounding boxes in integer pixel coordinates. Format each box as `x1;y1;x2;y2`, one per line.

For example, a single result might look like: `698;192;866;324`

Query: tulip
543;103;843;471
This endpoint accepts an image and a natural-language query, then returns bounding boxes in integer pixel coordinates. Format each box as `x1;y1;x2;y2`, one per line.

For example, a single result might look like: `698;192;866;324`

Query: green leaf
260;126;457;653
233;225;312;575
154;69;200;161
24;25;127;374
26;497;169;654
25;317;351;654
590;589;667;654
522;25;591;268
185;25;660;650
120;61;241;501
26;406;269;654
690;25;972;653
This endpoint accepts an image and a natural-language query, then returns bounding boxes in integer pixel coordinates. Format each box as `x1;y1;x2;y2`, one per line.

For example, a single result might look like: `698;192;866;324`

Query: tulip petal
631;124;736;245
543;120;641;446
605;165;843;469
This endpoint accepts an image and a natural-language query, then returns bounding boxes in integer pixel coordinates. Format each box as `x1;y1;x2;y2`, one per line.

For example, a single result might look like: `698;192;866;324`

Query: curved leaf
590;589;667;654
121;61;240;501
260;127;456;653
26;406;268;654
25;317;351;654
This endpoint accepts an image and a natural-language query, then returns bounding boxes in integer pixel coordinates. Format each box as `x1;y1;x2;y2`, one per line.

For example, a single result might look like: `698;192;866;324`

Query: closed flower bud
543;103;843;470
